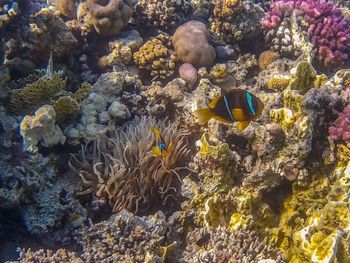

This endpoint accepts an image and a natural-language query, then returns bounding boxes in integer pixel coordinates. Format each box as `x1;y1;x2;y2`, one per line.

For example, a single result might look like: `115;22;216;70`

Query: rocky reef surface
1;0;350;262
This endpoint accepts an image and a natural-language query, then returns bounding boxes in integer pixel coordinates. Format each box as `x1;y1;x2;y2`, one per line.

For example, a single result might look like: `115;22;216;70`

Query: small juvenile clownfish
194;89;264;131
152;128;173;157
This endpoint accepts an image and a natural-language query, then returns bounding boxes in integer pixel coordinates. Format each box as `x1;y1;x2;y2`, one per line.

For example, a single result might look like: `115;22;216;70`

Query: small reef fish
152;128;173;157
194;89;264;131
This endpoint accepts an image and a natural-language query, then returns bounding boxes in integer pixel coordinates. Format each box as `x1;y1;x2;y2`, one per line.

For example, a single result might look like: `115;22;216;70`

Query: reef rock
20;105;66;152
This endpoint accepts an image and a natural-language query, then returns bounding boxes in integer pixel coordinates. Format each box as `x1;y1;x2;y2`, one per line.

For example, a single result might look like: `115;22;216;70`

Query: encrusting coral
172;20;216;68
134;33;178;81
53;96;79;124
86;0;133;36
69;116;190;213
134;0;191;32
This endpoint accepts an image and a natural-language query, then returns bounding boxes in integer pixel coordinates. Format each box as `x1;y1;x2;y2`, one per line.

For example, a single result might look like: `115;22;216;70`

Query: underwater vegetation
1;0;350;262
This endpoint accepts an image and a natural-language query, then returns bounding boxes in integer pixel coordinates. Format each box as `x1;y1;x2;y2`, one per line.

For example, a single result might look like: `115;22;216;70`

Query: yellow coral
267;76;290;90
73;82;92;103
134;34;177;81
53;96;79;123
259;50;280;70
270;108;295;132
10;73;66;114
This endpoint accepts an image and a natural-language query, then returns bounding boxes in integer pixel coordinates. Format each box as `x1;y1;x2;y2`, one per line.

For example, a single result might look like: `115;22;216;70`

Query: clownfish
152;128;173;157
194;89;264;131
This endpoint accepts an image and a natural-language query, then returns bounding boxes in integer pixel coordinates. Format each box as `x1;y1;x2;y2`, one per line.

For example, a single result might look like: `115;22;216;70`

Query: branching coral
10;73;66;114
210;0;265;44
262;0;350;68
13;248;83;263
134;0;191;31
182;227;284;262
134;33;178;81
53;96;79;124
329;104;350;148
69;116;190;213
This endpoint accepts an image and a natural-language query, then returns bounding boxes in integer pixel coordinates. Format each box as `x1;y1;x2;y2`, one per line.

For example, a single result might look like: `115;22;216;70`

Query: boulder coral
87;0;133;36
172;20;216;68
69;116;190;213
179;63;198;88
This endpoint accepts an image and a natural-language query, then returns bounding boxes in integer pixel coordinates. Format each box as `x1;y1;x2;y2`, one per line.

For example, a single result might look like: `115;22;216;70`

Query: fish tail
152;146;162;157
194;108;214;125
152;128;161;138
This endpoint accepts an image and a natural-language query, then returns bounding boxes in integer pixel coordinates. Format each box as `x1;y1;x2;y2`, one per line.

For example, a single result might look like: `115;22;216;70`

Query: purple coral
179;63;198;87
262;0;350;67
329;105;350;148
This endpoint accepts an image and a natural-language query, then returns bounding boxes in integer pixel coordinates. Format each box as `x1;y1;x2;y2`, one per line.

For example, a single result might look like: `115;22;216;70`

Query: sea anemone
69;116;190;214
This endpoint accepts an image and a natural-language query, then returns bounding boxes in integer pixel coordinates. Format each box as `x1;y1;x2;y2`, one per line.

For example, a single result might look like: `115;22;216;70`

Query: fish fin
232;108;246;121
152;128;161;138
194;108;214;125
208;96;221;108
168;140;173;151
237;121;250;131
213;115;233;124
152;146;162;157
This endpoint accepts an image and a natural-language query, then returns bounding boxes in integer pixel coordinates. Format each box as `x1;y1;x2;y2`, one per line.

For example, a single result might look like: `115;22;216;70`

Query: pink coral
329;105;350;148
262;0;350;67
179;63;197;87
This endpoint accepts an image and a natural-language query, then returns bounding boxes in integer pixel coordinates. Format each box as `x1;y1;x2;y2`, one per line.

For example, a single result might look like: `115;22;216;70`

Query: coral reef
259;50;280;70
210;0;265;44
53;96;79;124
172;20;216;67
86;0;133;36
11;248;83;263
271;150;350;262
77;210;180;262
0;2;20;30
182;227;283;262
20;105;66;152
69;116;190;213
98;29;144;70
262;0;350;68
329;104;350;148
53;0;76;18
4;8;78;74
10;72;66;114
134;0;191;31
134;33;177;81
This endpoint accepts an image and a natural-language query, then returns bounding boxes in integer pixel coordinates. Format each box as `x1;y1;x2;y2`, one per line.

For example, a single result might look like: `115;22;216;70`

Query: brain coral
258;50;280;70
69;116;190;214
87;0;133;36
172;20;216;67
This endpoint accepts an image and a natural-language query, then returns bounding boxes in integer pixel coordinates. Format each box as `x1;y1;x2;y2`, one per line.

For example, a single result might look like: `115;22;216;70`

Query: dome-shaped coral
179;63;197;87
87;0;133;36
172;20;216;67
